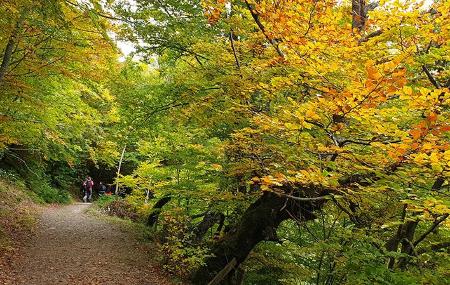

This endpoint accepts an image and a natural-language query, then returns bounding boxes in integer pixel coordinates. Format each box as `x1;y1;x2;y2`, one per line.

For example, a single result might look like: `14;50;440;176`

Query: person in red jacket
82;176;94;203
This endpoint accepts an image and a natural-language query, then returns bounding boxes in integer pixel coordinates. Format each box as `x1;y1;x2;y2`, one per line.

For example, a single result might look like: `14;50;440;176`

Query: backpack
84;180;93;190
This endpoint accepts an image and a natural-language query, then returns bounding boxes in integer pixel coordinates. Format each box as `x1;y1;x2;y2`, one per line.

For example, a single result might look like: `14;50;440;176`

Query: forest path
7;203;173;285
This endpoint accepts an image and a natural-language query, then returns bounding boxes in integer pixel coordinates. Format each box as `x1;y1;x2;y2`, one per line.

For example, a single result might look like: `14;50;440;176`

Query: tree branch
422;65;441;88
0;11;27;85
413;214;449;247
277;192;331;202
244;0;284;58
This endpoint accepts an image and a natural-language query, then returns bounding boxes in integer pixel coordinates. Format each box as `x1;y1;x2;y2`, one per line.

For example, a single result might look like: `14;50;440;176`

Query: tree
0;0;120;197
108;0;450;283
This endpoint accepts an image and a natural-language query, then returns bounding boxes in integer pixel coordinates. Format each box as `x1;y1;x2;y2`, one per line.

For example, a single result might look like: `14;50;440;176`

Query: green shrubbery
102;198;140;221
95;195;117;208
27;178;72;204
96;190;154;223
0;169;71;204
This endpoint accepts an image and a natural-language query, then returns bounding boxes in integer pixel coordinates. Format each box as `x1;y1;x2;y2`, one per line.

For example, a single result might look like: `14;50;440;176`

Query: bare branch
277;192;331;202
422;65;441;88
244;0;284;58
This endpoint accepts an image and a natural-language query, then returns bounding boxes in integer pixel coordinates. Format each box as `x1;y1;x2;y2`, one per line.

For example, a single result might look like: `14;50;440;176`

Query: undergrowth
0;178;38;256
0;169;71;204
94;196;211;279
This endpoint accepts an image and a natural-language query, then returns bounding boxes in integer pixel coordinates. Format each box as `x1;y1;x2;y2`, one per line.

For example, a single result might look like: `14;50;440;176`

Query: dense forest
1;0;449;284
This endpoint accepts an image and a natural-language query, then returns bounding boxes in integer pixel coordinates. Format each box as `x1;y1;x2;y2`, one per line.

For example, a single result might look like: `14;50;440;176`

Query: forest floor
1;203;174;285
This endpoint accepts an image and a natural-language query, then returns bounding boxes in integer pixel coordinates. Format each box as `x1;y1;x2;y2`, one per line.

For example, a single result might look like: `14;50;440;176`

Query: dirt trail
5;203;173;285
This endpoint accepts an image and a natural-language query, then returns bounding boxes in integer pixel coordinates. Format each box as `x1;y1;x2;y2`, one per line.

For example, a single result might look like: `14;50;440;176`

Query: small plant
0;169;22;185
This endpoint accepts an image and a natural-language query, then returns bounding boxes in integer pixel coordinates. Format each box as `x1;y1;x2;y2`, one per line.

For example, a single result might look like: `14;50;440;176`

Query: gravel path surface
5;203;173;285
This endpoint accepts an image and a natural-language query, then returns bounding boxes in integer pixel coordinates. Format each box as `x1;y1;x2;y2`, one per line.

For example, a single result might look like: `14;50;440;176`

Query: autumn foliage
2;0;450;284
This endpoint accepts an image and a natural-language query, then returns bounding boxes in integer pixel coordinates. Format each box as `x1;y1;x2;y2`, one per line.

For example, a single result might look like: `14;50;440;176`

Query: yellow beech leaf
421;143;433;151
306;109;320;120
434;204;450;215
429;153;439;164
211;164;223;171
444;150;450;161
431;163;443;172
410;129;421;140
414;153;428;164
403;86;413;96
367;65;382;80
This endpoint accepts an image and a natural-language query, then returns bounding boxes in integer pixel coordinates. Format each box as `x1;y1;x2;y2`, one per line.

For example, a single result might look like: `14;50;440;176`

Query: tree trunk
115;145;127;195
193;212;224;242
352;0;366;31
397;221;418;269
0;12;26;85
215;213;225;237
386;219;418;269
192;191;324;284
147;196;172;226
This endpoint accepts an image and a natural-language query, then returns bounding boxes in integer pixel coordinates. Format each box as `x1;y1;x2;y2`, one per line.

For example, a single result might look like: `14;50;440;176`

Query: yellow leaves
428;152;443;172
431;163;443;172
412;150;447;173
421;142;434;151
413;153;428;165
422;199;450;216
429;152;439;164
211;164;223;171
305;109;321;120
402;85;413;97
366;61;382;81
259;174;286;191
284;122;300;131
434;204;450;215
444;150;450;162
410;128;422;140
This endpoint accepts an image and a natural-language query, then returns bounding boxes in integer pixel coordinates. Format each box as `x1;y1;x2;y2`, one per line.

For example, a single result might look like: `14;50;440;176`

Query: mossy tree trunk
192;191;325;284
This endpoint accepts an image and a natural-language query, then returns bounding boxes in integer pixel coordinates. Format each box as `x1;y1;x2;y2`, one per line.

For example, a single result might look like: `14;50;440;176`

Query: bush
96;195;117;208
27;178;71;204
0;169;22;185
159;208;211;277
0;179;38;253
0;169;71;204
102;198;140;221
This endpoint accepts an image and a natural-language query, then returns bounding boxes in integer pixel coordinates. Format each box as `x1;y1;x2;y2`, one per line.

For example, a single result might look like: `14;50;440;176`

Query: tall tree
112;0;450;283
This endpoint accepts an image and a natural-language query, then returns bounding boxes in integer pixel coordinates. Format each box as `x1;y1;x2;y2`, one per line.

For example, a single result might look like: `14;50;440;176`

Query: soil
2;203;174;285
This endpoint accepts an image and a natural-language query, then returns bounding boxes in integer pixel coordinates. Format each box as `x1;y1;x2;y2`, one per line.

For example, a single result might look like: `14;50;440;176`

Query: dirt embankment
0;179;39;283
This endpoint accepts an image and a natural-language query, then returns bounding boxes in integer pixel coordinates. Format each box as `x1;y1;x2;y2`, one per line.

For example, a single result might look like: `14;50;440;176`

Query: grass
0;179;39;254
87;200;157;242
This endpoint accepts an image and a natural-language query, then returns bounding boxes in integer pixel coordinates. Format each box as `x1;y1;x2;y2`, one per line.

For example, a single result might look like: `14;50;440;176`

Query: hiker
82;176;94;202
105;184;113;195
99;181;107;196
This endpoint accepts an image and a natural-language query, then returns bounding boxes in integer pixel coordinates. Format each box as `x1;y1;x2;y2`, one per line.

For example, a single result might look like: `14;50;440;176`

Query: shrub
0;169;71;204
159;208;211;277
103;198;140;221
96;195;117;208
27;178;71;204
0;179;38;253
